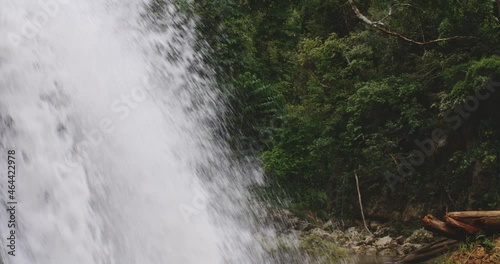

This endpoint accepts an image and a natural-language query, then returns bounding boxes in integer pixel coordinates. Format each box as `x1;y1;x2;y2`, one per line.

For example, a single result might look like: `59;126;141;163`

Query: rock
265;208;303;232
375;236;393;247
404;228;433;244
346;227;358;234
346;227;363;241
310;228;335;241
330;230;347;245
374;226;391;237
364;235;376;245
366;246;378;255
396;247;405;256
299;222;316;232
369;221;381;230
355;240;365;246
330;230;344;239
402;243;422;254
344;242;354;249
395;235;405;244
322;220;335;232
378;248;396;256
355;245;368;254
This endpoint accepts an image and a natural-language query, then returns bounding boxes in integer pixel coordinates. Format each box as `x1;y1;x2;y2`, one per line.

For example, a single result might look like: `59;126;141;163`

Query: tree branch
354;172;373;235
374;3;413;25
348;0;476;45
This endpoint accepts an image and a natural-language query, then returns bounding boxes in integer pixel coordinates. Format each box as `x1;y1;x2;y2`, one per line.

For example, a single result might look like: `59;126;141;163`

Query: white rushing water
0;0;276;263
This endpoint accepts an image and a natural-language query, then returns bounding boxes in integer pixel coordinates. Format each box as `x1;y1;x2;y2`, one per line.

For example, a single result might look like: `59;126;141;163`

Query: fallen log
446;211;500;230
422;214;465;240
398;237;460;263
401;211;500;262
445;215;480;235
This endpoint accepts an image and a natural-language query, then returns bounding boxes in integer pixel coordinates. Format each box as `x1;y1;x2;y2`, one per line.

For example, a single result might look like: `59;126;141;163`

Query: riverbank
263;208;434;262
262;208;500;263
431;237;500;264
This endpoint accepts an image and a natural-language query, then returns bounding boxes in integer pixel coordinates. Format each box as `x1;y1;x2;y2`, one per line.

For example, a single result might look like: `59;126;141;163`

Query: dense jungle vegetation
191;0;500;222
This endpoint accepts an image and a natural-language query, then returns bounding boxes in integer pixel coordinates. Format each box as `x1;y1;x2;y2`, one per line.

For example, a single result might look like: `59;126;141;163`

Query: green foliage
194;0;500;219
228;72;284;151
441;56;500;108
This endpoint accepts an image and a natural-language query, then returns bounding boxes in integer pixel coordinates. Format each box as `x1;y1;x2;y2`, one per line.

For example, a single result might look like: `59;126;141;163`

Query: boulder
375;236;393;247
404;228;433;244
346;227;364;241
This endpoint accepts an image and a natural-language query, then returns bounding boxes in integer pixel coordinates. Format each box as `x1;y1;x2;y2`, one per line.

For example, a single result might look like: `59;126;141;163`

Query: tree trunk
446;211;500;230
422;214;465;240
401;212;500;262
497;0;500;18
398;238;460;263
445;215;480;235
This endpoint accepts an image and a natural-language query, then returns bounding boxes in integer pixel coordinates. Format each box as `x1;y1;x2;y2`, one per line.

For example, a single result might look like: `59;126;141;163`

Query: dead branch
375;3;414;25
348;0;476;45
398;237;460;263
354;172;373;235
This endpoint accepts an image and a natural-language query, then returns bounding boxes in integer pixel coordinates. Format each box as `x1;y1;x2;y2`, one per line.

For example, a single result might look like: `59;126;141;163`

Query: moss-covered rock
298;233;348;263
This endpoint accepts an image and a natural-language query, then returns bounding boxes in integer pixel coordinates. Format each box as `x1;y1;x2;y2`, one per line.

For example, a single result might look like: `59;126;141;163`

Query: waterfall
0;0;277;263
